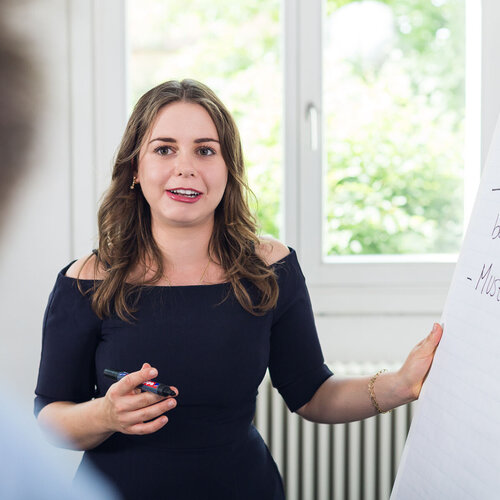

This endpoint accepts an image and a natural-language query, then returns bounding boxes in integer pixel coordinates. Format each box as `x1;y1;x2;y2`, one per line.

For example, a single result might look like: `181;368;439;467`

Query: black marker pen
104;369;176;397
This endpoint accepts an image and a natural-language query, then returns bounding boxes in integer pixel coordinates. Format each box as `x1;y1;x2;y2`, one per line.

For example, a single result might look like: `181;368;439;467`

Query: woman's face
136;101;228;229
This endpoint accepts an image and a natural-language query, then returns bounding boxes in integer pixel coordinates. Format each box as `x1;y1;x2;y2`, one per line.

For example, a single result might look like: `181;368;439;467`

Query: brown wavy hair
81;79;279;321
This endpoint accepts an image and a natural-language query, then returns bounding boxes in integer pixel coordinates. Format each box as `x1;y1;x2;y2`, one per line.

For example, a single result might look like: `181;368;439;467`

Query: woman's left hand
398;323;444;401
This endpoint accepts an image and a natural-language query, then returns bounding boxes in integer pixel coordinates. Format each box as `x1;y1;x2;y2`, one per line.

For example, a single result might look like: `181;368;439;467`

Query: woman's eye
154;146;173;156
197;146;216;156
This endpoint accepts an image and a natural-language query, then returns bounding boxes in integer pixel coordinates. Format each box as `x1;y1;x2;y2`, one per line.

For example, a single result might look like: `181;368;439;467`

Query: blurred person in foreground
0;0;118;497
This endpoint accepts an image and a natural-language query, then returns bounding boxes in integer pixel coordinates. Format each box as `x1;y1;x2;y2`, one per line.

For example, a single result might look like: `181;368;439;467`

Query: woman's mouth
166;188;203;203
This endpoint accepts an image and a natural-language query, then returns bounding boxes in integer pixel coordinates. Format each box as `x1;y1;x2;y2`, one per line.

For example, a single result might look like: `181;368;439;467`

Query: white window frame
73;0;500;316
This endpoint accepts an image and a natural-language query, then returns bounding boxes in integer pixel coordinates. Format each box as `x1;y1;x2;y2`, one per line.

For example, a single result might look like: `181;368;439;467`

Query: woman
35;79;442;499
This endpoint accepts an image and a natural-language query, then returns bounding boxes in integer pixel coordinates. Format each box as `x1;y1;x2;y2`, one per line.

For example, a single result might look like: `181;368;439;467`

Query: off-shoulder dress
35;247;333;500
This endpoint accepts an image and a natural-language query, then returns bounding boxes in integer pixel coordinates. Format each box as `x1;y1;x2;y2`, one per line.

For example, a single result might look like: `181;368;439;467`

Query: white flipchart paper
391;118;500;500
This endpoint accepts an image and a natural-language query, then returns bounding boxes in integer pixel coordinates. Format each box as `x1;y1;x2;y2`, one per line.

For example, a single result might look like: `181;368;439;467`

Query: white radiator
254;362;415;500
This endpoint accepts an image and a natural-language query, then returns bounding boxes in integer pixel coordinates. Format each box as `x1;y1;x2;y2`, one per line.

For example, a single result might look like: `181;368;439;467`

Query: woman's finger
114;364;159;396
127;415;169;436
124;390;173;410
411;323;443;359
422;323;443;354
398;322;444;400
120;397;176;430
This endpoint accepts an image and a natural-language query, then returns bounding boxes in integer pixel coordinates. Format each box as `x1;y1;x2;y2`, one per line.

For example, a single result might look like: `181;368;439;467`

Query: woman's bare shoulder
256;236;290;266
65;253;107;280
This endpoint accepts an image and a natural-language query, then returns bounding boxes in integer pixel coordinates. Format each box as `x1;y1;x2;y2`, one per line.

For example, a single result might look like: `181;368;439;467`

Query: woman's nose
173;153;196;177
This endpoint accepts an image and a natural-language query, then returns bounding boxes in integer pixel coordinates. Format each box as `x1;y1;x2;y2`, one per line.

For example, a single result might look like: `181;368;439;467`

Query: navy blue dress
35;248;333;500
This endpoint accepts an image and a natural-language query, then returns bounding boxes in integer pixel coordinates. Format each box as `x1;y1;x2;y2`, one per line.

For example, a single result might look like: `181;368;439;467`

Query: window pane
323;0;466;256
126;0;283;238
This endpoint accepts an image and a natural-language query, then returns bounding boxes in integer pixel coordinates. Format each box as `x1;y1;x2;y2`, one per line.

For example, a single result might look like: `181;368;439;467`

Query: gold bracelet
368;369;392;414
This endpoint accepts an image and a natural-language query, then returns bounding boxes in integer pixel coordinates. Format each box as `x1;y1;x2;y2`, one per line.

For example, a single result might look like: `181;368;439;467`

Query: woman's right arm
37;364;178;451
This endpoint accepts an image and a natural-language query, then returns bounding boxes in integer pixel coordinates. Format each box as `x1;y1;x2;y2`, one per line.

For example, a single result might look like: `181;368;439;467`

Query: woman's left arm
297;323;443;424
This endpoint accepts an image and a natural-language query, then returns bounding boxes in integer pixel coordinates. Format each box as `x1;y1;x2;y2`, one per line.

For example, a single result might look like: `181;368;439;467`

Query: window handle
306;103;319;151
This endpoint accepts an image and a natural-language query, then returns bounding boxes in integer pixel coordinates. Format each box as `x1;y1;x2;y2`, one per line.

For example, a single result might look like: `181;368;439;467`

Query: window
323;0;466;258
86;0;486;313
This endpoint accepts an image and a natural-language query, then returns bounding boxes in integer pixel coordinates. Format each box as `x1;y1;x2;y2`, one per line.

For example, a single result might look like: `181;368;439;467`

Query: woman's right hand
100;362;179;435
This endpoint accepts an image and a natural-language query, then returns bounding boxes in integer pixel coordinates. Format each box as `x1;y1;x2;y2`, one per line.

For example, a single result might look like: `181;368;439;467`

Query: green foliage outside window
324;0;465;255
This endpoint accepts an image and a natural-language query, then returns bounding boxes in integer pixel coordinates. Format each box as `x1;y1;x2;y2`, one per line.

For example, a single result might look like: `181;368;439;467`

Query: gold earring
130;176;137;190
